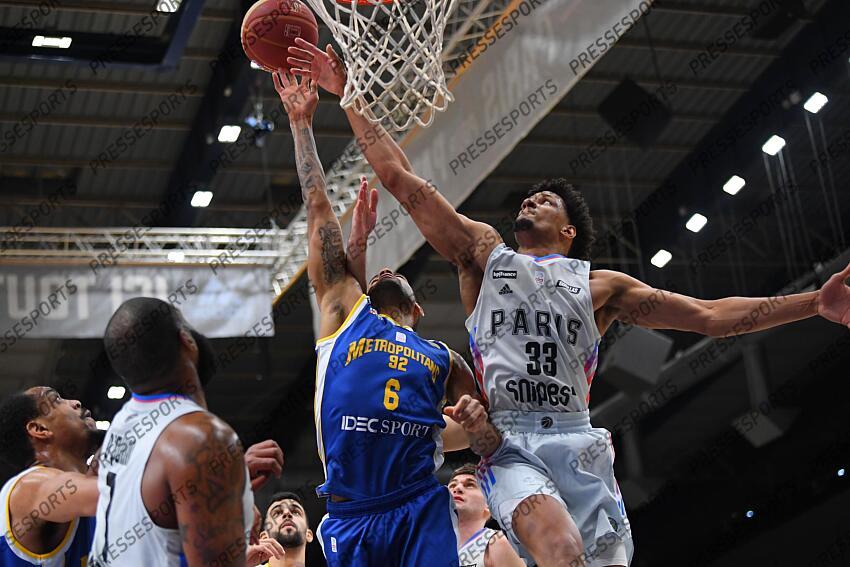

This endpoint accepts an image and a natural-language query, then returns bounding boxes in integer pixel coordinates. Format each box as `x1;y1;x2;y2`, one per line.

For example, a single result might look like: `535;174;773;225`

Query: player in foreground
0;387;99;565
449;464;525;567
288;37;850;567
273;69;501;566
88;299;283;566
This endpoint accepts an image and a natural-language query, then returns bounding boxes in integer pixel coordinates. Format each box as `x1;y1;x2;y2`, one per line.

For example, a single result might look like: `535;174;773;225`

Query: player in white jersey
449;464;525;567
0;387;99;566
286;38;850;567
89;298;283;566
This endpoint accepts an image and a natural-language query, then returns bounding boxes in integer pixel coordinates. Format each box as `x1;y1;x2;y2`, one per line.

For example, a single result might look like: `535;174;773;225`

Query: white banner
365;0;654;276
0;266;272;346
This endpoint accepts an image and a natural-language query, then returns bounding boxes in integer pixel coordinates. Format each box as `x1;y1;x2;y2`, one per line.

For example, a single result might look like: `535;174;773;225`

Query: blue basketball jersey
0;467;95;566
315;294;452;502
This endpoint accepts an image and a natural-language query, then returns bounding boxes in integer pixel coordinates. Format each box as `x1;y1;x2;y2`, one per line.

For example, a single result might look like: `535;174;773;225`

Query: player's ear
561;224;576;240
178;328;196;355
306;529;314;543
26;418;51;442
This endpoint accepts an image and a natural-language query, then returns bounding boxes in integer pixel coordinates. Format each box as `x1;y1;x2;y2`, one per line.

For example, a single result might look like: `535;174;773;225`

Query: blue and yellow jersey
0;467;95;566
315;295;453;502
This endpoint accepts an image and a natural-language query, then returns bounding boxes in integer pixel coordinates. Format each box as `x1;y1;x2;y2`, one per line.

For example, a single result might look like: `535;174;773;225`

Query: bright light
250;61;263;70
95;420;111;430
803;92;828;114
839;468;846;478
32;35;72;49
685;213;708;233
156;0;183;12
107;386;126;400
745;510;755;519
762;135;786;156
723;175;746;196
167;251;186;262
650;249;672;268
217;125;241;143
190;191;213;208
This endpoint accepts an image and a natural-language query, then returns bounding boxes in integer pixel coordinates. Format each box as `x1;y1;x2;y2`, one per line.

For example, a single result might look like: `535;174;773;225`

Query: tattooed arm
161;412;249;567
273;70;363;338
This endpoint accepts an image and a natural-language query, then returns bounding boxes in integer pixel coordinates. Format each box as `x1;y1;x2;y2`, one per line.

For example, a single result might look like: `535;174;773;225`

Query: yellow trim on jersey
316;294;368;345
377;313;413;331
439;341;454;385
4;467;78;560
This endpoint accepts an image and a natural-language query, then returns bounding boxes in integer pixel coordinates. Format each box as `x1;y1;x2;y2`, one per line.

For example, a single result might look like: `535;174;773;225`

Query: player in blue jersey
0;387;100;566
273;70;502;567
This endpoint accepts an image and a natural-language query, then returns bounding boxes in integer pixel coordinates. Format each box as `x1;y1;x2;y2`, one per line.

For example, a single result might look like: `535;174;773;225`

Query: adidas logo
498;284;513;295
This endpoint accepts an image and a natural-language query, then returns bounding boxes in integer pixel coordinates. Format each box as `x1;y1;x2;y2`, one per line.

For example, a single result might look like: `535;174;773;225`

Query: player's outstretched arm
287;38;502;273
163;413;249;567
346;176;378;291
592;263;850;337
9;468;98;525
273;69;362;339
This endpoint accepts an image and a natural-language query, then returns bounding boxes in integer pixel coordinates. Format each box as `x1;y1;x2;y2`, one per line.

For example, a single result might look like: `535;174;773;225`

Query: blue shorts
317;477;459;567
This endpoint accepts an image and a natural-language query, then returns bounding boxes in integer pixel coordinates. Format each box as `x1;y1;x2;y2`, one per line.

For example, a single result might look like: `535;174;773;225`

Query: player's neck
270;545;305;567
457;518;487;548
33;447;87;474
516;240;568;259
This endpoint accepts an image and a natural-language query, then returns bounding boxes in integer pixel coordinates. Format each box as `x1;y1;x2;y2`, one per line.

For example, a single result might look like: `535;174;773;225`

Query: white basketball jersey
88;393;254;566
458;527;498;567
465;244;601;413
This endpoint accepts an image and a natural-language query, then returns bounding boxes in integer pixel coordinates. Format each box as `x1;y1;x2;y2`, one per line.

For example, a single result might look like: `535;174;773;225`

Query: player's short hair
103;297;183;391
450;463;479;482
266;491;308;521
527;178;596;261
0;393;40;481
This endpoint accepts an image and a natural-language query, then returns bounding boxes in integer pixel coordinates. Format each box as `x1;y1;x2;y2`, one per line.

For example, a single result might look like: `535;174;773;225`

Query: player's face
448;474;489;521
515;191;570;238
265;499;312;548
25;387;98;443
367;268;420;321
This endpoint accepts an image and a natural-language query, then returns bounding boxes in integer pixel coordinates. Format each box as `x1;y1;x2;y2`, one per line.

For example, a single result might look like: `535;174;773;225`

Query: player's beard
514;216;533;231
272;527;305;548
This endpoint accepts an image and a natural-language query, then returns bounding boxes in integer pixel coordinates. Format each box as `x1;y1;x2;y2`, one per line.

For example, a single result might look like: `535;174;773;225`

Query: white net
303;0;458;131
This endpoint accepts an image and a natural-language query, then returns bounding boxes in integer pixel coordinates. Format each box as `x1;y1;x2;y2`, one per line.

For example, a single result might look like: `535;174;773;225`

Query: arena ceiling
1;1;849;564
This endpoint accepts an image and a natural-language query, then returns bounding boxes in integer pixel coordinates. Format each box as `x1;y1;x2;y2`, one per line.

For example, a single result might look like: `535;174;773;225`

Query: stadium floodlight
762;135;786;156
217;125;241;143
650;249;672;268
32;35;72;48
107;386;126;400
191;190;213;208
745;510;755;519
96;420;111;430
723;175;746;196
803;92;828;114
685;213;708;233
839;468;846;478
167;251;186;262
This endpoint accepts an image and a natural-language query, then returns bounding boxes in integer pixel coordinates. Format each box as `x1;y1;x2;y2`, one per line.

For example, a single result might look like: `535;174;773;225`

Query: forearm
346;234;367;291
290;116;328;206
344;107;412;186
466;422;502;457
703;291;819;338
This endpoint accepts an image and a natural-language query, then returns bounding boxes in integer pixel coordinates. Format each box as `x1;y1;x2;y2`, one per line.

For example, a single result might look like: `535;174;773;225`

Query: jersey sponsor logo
534;271;544;286
505;378;577;407
498;284;513;295
341;415;431;438
556;280;581;294
344;337;441;381
492;269;517;279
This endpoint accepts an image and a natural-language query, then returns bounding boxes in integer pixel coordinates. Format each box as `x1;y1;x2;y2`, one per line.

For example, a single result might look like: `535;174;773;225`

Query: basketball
241;0;319;73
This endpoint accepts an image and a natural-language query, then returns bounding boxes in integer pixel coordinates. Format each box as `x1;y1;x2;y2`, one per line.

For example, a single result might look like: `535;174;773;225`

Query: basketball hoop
303;0;457;131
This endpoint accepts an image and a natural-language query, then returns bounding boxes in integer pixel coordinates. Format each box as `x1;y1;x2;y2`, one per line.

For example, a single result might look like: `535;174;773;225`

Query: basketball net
303;0;457;131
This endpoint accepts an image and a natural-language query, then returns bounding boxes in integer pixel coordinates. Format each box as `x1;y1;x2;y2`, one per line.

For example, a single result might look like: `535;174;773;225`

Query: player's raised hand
273;69;318;122
444;395;488;434
287;37;347;97
818;261;850;328
350;176;379;251
244;439;285;491
246;534;285;565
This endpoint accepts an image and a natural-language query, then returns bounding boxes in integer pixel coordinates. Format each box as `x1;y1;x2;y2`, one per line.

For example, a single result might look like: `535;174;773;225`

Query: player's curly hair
0;393;39;482
527;178;596;261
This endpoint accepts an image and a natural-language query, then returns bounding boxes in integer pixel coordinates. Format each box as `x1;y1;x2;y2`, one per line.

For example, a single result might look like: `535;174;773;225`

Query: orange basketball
241;0;319;73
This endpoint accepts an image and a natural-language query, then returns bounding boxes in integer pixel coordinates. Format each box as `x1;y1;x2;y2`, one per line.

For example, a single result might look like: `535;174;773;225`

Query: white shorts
476;410;633;567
